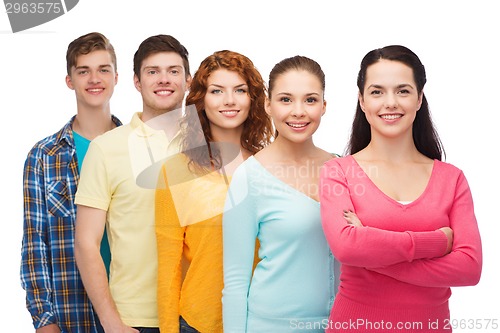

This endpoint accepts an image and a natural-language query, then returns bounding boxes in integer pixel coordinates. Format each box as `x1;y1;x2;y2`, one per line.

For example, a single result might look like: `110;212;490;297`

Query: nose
385;93;398;109
291;102;306;117
158;71;171;85
224;91;235;106
88;70;101;84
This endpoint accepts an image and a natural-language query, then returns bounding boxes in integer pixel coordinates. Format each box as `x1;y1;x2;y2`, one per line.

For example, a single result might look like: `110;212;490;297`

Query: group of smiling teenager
21;32;482;333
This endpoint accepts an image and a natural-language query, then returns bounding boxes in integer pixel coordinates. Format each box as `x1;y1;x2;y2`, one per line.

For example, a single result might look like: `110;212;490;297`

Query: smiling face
203;69;251;138
66;49;117;110
266;69;326;144
359;59;423;140
134;51;191;117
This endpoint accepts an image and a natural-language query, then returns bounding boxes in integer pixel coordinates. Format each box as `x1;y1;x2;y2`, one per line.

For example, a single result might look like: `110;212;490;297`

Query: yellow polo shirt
76;112;181;327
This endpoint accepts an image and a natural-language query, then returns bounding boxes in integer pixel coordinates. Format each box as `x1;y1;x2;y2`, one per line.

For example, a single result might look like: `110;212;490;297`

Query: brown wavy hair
181;50;273;170
66;32;116;75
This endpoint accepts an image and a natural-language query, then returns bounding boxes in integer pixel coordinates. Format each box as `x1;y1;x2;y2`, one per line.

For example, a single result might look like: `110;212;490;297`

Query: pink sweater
320;156;482;333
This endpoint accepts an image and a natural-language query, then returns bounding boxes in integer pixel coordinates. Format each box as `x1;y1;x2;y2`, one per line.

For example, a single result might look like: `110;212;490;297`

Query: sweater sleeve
369;171;482;287
156;165;184;333
320;160;448;268
222;164;258;333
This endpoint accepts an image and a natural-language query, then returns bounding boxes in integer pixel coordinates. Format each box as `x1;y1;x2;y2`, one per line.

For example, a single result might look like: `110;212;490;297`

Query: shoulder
91;122;131;147
433;159;464;178
324;154;352;168
25;120;73;160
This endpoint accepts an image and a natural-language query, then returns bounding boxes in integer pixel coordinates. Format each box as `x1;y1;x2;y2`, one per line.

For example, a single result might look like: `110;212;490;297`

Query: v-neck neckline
249;156;320;204
348;155;437;208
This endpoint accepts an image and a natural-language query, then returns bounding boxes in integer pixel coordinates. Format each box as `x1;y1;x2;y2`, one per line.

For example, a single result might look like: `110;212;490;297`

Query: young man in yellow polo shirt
74;35;191;333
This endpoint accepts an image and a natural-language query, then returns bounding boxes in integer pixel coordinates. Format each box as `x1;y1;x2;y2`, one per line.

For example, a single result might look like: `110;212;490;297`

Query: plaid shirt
21;115;122;332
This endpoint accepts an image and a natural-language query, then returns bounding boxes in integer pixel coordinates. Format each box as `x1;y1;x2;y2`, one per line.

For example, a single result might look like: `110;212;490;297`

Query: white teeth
87;88;103;93
155;90;172;95
288;123;307;128
381;114;402;120
220;111;238;115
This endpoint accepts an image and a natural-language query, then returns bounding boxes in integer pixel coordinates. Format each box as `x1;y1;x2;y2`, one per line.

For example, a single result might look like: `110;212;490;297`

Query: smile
380;114;402;120
220;110;239;117
286;122;309;128
155;89;173;96
86;88;104;94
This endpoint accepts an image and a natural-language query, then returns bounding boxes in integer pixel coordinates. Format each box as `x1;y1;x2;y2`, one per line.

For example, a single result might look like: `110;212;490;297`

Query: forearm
21;230;56;327
222;206;256;331
369;249;482;287
156;227;183;332
75;241;122;328
21;162;56;327
320;166;448;268
156;183;185;333
35;323;61;333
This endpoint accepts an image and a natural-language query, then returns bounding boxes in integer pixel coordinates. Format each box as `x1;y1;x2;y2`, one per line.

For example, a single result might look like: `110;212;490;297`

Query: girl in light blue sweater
223;56;337;333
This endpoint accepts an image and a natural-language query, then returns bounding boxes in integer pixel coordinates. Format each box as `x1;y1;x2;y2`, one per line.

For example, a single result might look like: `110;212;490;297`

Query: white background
1;0;498;331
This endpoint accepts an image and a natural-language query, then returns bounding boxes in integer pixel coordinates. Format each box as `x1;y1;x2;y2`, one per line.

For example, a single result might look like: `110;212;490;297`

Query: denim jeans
133;328;160;333
180;316;199;333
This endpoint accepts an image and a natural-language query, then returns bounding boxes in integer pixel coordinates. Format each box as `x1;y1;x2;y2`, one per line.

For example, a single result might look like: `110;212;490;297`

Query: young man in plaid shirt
21;32;121;333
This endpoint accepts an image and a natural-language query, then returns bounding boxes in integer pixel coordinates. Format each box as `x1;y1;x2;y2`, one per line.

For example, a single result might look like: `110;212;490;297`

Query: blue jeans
133;328;160;333
180;316;199;333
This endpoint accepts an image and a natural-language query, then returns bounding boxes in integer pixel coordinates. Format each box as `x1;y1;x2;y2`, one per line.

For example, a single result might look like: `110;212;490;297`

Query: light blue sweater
223;156;336;333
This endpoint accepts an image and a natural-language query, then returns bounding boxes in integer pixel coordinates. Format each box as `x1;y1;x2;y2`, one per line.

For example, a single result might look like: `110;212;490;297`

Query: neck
73;104;113;140
363;132;421;163
141;103;183;123
210;126;243;147
141;108;183;141
271;135;317;163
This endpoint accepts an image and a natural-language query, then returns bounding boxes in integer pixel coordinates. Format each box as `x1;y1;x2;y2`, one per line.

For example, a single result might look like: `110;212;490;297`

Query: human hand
343;209;363;227
36;324;61;333
102;319;140;333
439;227;454;254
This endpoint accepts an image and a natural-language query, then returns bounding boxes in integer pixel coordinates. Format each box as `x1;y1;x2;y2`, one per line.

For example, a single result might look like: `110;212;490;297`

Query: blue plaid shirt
21;115;122;332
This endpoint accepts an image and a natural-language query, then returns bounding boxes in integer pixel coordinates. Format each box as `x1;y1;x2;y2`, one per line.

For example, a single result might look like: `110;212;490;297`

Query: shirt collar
55;114;122;147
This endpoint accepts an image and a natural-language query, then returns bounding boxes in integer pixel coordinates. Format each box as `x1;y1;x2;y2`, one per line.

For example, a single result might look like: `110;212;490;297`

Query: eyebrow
367;83;415;90
74;64;112;70
142;65;183;71
209;83;248;88
275;92;320;96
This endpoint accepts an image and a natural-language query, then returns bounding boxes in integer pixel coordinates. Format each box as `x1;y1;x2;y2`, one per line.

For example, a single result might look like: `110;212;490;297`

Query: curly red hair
181;50;273;169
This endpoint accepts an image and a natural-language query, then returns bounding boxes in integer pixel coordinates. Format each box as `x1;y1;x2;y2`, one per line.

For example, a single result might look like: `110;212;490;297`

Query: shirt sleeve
368;171;482;287
74;141;111;210
156;165;184;333
320;160;448;268
20;149;57;328
222;164;258;333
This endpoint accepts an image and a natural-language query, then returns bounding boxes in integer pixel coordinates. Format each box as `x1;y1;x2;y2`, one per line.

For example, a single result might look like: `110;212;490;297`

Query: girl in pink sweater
320;45;482;333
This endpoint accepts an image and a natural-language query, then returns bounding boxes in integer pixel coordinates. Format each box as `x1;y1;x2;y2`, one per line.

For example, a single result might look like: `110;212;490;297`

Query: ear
321;99;327;116
114;72;119;85
133;74;142;92
66;75;74;90
185;75;192;90
358;92;366;113
264;96;271;116
416;91;423;111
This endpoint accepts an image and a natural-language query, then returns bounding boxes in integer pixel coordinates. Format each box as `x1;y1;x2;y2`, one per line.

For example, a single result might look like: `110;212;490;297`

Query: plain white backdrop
1;0;498;331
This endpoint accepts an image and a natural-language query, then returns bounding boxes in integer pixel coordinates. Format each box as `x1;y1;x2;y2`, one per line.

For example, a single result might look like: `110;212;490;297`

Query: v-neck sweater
223;156;336;332
320;155;482;332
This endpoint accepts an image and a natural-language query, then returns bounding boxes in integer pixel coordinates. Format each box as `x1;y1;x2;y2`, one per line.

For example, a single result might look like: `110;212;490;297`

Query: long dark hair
346;45;445;160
